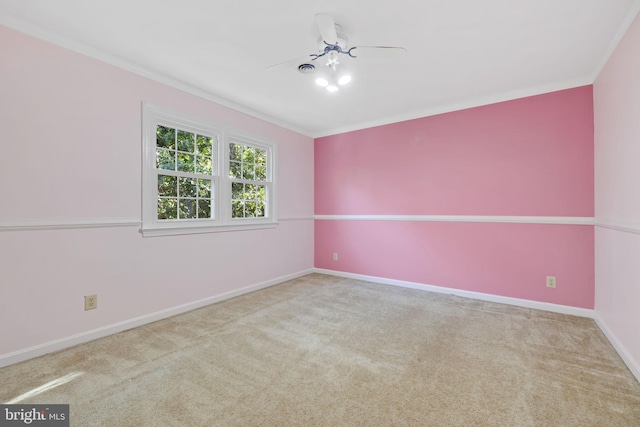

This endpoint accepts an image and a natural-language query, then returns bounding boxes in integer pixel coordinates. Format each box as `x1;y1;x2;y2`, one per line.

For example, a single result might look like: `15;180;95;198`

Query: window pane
198;199;211;219
156;148;175;170
177;130;195;152
255;184;266;201
231;182;243;199
242;146;256;163
229;161;241;178
179;177;197;197
179;199;196;219
198;179;211;198
158;198;177;219
158;175;177;197
245;183;255;199
242;163;255;180
229;143;242;162
197;135;213;156
177;153;195;172
156;126;175;149
245;201;256;218
255;164;266;181
232;200;244;218
256;202;265;217
196;155;213;174
255;148;266;166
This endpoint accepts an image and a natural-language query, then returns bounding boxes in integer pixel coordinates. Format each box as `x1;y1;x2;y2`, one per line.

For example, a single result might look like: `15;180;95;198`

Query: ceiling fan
267;14;407;92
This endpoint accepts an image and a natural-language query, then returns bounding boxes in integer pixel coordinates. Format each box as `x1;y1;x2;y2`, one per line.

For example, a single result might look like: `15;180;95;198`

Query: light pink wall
0;25;314;358
315;87;594;308
594;12;640;377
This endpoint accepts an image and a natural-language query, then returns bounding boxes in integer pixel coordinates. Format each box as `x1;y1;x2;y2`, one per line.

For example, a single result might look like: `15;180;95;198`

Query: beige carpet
1;273;639;426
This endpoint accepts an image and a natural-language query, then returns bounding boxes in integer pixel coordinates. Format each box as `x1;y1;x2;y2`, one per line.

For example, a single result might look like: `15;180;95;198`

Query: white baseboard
314;268;640;384
593;313;640;383
314;268;594;318
0;269;313;368
5;268;639;386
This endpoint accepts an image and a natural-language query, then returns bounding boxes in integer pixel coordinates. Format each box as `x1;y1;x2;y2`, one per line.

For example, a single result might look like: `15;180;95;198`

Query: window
156;125;215;221
229;142;268;218
142;103;277;236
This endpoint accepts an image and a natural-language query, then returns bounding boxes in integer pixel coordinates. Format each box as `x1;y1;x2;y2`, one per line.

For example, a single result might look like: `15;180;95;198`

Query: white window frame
141;103;277;237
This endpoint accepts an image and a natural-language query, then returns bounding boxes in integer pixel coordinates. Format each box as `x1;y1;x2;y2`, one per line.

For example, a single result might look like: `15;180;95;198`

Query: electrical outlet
333;253;338;261
546;276;557;289
84;294;97;310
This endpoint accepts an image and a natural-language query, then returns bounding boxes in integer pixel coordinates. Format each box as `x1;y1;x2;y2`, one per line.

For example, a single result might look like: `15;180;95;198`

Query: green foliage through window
229;143;267;181
157;175;213;220
156;126;214;175
230;143;268;218
155;125;215;221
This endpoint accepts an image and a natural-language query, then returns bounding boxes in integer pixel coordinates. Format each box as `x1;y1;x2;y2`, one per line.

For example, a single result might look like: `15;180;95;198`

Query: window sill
140;221;278;237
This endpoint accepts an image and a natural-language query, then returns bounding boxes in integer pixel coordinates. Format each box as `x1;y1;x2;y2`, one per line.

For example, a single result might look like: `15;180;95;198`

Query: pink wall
0;25;314;361
594;11;640;378
315;87;594;308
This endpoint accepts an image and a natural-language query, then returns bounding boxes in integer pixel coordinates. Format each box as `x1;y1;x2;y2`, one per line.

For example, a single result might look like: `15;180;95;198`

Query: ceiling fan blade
265;55;314;72
315;13;338;44
350;46;408;59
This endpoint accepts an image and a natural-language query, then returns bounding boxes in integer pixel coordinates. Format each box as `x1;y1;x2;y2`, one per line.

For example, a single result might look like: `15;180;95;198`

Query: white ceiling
1;0;639;137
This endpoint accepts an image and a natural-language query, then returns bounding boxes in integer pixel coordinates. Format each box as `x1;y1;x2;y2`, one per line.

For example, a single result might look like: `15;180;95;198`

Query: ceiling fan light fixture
315;77;329;87
267;14;406;95
338;74;351;86
334;59;351;86
315;58;351;92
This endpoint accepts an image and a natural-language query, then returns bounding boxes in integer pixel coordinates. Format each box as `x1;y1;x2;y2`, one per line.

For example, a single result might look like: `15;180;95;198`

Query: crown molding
312;78;593;138
590;0;640;81
4;3;636;140
0;14;313;138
